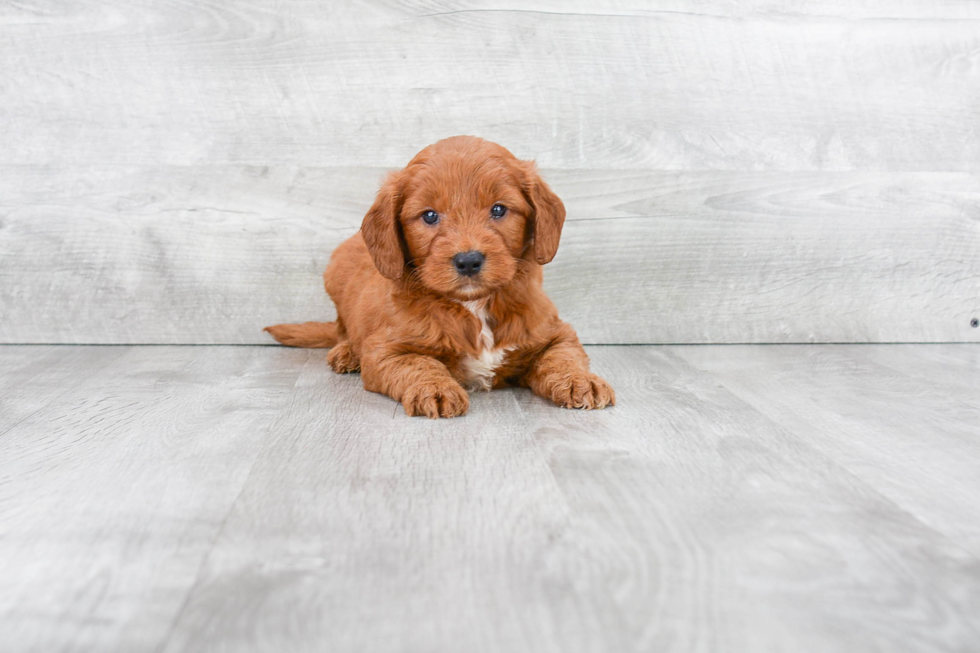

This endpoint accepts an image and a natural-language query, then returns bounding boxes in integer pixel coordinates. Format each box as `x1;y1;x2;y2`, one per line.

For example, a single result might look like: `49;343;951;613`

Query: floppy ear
521;161;566;265
361;171;407;279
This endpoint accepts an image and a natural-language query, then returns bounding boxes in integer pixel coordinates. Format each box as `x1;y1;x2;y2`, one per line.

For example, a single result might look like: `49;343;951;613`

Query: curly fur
265;136;615;418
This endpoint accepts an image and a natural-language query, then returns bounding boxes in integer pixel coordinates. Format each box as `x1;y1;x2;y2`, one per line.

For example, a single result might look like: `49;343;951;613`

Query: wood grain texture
2;166;977;344
160;348;574;653
1;0;979;171
2;0;978;345
0;345;308;653
1;344;979;652
673;344;980;553
512;346;980;652
0;345;129;432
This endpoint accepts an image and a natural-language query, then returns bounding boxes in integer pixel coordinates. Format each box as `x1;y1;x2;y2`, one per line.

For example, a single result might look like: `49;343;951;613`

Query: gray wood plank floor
1;344;978;652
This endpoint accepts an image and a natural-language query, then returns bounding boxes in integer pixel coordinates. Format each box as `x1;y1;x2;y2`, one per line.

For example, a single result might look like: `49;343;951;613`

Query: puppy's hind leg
327;341;360;373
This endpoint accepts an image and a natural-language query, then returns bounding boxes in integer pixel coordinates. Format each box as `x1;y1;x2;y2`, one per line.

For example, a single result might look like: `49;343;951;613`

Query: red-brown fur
265;136;615;418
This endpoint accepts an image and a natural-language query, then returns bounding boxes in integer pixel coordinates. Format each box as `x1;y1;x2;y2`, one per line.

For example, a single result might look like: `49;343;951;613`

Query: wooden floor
1;344;978;652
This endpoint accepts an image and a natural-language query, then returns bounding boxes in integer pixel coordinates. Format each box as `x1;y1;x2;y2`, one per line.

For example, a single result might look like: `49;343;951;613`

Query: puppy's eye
421;210;440;225
490;204;507;219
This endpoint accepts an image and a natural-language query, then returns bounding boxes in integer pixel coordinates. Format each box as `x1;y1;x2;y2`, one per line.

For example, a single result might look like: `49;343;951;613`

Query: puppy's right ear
361;171;407;279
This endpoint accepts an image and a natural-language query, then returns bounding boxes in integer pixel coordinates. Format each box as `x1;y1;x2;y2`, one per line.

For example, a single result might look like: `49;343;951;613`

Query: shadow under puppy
266;136;615;418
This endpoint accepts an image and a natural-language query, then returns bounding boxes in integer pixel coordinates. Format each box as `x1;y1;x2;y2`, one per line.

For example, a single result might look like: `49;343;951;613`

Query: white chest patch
457;299;511;392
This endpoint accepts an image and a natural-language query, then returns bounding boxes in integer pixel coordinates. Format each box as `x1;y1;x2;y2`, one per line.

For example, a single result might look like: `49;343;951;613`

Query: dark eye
421;210;439;225
490;204;507;219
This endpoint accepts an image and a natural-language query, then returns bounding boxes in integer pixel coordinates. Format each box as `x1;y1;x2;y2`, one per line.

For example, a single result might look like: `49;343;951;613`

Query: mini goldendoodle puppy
266;136;615;418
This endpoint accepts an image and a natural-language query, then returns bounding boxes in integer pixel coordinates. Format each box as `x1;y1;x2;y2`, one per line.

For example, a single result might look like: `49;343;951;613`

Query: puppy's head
361;136;565;299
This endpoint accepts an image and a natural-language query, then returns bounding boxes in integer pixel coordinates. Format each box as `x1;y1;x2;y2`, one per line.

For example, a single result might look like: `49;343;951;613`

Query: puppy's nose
453;251;485;276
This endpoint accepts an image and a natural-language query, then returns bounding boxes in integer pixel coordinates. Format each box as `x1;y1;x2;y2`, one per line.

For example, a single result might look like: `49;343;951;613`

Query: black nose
453;251;485;276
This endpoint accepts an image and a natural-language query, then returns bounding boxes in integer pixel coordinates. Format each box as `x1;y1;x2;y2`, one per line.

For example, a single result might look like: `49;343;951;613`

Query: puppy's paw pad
548;373;616;410
402;381;469;419
327;342;359;373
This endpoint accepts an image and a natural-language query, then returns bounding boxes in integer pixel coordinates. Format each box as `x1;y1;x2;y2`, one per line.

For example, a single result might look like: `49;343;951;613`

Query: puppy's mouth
454;277;488;298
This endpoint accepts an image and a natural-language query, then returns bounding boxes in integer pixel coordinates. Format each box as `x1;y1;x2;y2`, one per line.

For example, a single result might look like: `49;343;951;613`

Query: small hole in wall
972;318;979;328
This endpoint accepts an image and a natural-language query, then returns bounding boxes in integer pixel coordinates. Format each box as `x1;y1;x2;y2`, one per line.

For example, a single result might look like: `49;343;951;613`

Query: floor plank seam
150;350;317;653
665;347;980;559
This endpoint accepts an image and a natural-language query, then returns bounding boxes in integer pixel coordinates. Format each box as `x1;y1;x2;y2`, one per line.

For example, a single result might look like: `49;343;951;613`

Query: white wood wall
1;1;978;343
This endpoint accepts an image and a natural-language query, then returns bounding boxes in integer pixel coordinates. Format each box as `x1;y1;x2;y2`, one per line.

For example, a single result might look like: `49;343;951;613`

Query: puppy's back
323;233;379;305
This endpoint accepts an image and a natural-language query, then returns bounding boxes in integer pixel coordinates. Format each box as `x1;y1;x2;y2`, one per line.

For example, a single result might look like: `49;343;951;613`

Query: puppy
265;136;615;418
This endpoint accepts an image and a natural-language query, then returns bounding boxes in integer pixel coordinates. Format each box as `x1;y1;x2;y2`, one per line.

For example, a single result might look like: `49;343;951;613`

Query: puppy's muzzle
453;251;485;277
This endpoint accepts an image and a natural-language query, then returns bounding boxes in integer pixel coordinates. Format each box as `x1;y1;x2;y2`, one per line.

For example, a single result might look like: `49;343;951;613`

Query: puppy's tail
264;321;340;348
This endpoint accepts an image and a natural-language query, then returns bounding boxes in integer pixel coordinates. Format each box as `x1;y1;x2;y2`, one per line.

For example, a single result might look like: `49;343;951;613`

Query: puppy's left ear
521;161;566;265
361;170;407;279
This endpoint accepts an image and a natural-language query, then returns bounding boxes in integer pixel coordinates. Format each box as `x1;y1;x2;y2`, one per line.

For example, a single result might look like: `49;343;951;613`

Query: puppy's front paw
402;380;470;418
543;372;616;410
